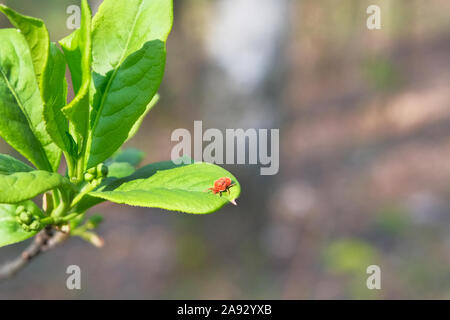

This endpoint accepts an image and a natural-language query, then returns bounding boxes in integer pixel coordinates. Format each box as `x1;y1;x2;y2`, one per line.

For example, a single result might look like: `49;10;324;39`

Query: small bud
15;205;25;215
19;211;32;224
84;172;95;182
90;234;104;248
29;220;41;231
87;167;97;175
86;215;103;229
98;163;108;178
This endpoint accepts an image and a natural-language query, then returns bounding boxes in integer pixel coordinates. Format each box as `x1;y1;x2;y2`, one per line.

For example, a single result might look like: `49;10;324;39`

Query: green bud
87;167;97;175
84;172;95;182
85;164;108;183
19;211;32;224
29;220;41;231
14;205;43;232
98;163;108;178
15;205;25;216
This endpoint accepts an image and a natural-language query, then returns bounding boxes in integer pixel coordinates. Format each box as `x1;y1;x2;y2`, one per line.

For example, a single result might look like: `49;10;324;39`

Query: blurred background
1;0;450;299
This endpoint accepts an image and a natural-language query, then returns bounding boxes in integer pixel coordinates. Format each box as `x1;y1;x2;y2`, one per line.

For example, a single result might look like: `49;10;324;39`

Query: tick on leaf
206;177;237;205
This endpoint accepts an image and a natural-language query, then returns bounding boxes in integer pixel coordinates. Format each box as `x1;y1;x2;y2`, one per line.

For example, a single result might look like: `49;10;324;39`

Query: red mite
206;177;237;205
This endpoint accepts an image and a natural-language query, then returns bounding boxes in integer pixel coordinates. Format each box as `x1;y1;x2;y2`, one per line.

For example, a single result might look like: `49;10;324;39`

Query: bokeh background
1;0;450;299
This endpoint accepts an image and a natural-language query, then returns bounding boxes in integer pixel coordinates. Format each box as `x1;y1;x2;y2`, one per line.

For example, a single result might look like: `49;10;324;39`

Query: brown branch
0;226;69;281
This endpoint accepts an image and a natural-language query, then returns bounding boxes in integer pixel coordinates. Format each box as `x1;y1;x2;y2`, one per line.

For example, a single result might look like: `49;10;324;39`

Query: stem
76;135;88;182
40;216;54;225
59;212;83;223
51;188;70;218
70;181;98;207
51;189;61;212
0;227;69;281
71;230;104;248
64;151;75;179
40;212;83;227
76;156;85;182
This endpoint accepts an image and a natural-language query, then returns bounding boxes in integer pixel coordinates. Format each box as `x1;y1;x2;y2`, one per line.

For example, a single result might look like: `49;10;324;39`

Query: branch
0;226;69;281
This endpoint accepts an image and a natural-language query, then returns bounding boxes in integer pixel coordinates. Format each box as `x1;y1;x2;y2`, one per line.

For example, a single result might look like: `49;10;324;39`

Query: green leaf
108;162;136;179
91;0;173;76
0;4;49;84
59;0;92;154
108;156;192;184
0;171;69;204
0;154;33;174
109;148;145;167
0;6;62;168
89;161;240;214
42;43;71;153
0;201;44;248
87;0;173;168
126;93;160;142
0;29;60;171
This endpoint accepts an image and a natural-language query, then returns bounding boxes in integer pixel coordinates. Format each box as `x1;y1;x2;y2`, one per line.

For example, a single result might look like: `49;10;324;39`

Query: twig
0;226;69;281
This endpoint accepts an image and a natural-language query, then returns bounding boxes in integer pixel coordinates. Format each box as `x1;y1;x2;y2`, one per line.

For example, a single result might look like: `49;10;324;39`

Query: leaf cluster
0;0;240;248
